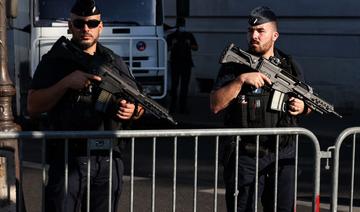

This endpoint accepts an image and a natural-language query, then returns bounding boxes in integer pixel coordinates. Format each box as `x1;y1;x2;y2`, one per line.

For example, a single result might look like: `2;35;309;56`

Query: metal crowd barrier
0;128;321;212
331;127;360;212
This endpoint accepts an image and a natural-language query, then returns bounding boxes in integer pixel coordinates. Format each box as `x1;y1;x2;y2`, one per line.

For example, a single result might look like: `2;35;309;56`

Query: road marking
123;175;149;181
199;188;225;195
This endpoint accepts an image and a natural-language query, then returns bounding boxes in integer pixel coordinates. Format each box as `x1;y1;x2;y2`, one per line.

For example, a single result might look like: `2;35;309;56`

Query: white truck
10;0;167;118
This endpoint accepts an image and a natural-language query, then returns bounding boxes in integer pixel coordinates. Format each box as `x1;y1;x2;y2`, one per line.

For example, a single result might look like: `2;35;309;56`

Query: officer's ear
68;20;74;34
270;21;279;42
98;21;104;33
272;31;279;42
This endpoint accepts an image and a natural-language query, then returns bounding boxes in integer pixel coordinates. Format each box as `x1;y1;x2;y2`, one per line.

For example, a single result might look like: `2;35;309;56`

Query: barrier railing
0;128;321;212
331;127;360;212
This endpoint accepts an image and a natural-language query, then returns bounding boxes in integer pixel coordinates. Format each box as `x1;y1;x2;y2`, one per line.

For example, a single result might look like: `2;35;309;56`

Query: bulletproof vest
224;51;299;152
47;44;123;131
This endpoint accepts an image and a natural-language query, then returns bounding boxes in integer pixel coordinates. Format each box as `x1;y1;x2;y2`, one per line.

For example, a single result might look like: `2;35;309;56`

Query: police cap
71;0;100;16
248;6;277;26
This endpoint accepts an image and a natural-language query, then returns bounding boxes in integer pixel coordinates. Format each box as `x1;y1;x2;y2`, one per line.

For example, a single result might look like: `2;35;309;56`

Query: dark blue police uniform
30;37;136;212
214;49;304;212
166;28;198;113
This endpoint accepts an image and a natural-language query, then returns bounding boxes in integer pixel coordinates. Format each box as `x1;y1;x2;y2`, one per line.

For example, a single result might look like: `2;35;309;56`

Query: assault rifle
219;43;342;118
55;36;177;125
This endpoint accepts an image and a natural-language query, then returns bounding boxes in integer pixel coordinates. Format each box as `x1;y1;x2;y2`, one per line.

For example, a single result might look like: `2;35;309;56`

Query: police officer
210;6;310;212
166;17;198;113
27;0;144;211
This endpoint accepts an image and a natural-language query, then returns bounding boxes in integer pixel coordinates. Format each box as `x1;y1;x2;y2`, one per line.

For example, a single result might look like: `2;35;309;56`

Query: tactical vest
46;42;125;131
224;50;300;153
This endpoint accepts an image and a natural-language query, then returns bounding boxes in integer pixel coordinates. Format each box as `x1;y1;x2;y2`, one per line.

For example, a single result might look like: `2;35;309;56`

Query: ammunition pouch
225;92;279;128
75;85;121;119
49;88;116;130
224;90;297;155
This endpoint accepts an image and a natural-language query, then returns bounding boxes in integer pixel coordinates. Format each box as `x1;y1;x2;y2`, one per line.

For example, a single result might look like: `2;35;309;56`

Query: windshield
35;0;161;26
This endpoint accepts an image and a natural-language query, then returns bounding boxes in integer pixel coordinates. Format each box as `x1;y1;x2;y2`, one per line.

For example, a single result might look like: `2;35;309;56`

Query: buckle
88;139;113;150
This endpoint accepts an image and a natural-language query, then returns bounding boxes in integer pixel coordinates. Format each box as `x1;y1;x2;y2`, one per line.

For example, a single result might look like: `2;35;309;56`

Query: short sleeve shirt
213;49;304;93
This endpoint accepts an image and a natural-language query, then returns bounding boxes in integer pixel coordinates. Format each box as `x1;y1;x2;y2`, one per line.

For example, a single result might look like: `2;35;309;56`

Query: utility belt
75;138;119;152
240;136;288;157
240;138;269;157
47;138;120;157
88;138;114;150
221;135;295;168
231;135;294;156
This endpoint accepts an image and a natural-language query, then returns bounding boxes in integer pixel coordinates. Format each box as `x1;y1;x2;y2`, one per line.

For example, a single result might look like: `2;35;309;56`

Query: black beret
248;6;277;26
71;0;100;16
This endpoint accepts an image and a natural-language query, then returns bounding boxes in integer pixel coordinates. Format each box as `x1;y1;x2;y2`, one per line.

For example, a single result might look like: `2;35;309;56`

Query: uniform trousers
45;153;124;212
170;63;192;113
223;145;295;212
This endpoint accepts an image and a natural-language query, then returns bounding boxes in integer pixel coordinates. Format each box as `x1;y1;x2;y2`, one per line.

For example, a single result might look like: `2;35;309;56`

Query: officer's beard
72;37;98;51
248;39;273;56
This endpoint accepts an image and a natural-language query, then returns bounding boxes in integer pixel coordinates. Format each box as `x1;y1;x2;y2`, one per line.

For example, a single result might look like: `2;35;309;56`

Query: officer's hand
238;72;271;88
288;97;305;116
116;99;136;120
64;70;101;90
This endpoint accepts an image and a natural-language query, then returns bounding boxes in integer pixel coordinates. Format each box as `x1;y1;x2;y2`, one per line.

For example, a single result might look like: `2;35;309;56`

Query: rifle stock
219;43;342;118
